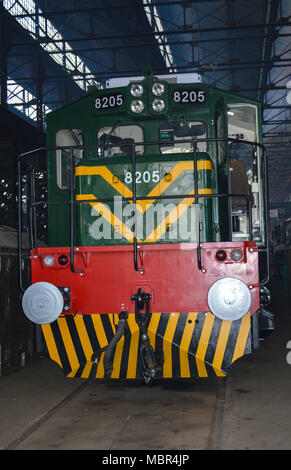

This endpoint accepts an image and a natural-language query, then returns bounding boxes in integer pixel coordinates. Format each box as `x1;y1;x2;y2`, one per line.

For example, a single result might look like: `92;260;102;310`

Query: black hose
103;315;127;378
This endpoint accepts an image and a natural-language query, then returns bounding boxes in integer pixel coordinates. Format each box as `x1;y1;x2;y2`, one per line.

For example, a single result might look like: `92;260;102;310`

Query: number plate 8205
94;93;124;110
172;88;206;105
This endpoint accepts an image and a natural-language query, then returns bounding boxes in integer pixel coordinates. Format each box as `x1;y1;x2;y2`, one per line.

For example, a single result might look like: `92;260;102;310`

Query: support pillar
0;6;11;107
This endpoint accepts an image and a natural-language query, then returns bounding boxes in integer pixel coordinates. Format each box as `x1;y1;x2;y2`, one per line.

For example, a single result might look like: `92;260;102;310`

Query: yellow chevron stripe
126;315;140;379
76;160;213;215
212;320;232;377
77;187;212;243
91;315;108;378
163;313;179;378
111;336;125;379
144;188;212;242
73;316;94;378
74;315;93;361
75;165;132;199
57;318;80;377
179;312;197;378
42;311;251;380
147;313;161;350
76;194;141;243
144;192;194;242
137;161;213;213
195;313;215;377
106;314;124;379
231;312;251;364
41;324;62;368
91;315;108;349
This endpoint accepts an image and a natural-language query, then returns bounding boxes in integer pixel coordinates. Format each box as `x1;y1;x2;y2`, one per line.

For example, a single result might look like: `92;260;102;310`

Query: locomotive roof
46;75;261;122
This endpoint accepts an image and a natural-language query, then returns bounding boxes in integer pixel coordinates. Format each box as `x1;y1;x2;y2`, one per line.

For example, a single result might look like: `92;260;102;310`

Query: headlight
152;82;165;96
130;83;143;97
43;254;55;267
207;277;251;321
152;99;165;112
22;282;64;324
130;100;144;113
231;249;243;261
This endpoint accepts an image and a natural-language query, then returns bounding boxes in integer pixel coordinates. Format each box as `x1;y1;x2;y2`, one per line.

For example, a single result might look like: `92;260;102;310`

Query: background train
18;71;274;382
271;218;291;292
0;105;45;376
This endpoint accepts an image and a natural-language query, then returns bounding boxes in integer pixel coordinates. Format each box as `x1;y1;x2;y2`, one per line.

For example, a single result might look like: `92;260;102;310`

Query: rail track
5;376;228;451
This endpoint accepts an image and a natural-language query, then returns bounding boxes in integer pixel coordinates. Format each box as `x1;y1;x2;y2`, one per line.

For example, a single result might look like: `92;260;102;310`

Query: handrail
17;136;269;291
69;151;82;273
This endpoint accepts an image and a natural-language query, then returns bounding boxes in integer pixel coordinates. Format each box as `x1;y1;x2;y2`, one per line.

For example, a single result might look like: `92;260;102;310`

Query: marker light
131;100;144;113
130;84;143;97
207;277;252;321
43;255;55;267
216;250;227;261
152;82;165;96
152;99;165;112
22;282;64;324
58;254;69;266
231;249;243;261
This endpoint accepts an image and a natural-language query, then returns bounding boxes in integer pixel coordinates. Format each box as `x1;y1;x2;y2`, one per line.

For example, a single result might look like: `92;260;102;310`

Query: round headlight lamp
207;277;251;321
152;82;165;96
231;249;243;261
130;83;143;97
43;254;55;267
130;100;144;113
22;282;64;324
152;99;165;112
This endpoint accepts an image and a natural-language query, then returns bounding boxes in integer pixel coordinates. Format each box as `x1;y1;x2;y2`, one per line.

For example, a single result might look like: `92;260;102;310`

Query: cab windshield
97;124;144;157
159;121;207;154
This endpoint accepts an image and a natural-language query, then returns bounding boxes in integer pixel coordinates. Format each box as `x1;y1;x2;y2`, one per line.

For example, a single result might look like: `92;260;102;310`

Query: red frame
30;241;260;316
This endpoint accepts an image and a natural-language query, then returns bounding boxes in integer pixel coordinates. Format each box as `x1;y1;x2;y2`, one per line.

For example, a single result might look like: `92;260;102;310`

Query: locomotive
271;218;291;280
18;70;273;382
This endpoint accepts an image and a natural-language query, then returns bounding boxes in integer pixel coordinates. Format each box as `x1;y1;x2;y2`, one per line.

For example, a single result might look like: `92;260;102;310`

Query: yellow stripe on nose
163;313;179;378
195;313;215;377
179;312;198;378
212;321;232;376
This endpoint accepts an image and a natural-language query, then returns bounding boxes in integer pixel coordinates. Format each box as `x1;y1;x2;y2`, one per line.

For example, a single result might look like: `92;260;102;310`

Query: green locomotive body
45;71;264;249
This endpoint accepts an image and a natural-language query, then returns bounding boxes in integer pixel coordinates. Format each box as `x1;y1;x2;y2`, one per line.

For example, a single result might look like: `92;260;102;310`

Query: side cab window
56;128;83;190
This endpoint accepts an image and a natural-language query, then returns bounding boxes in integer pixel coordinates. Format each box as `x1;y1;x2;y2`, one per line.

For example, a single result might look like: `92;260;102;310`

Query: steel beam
9;1;255;19
2;20;291;48
257;0;281;102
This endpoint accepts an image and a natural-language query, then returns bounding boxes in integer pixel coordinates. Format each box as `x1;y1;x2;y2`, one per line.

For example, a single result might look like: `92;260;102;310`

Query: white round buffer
207;277;252;321
22;282;64;324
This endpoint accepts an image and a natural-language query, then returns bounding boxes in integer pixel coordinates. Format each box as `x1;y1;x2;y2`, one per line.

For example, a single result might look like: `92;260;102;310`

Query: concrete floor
220;278;291;450
0;278;290;451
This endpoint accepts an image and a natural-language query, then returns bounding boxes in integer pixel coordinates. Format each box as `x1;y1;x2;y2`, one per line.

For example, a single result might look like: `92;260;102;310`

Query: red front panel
30;241;260;316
